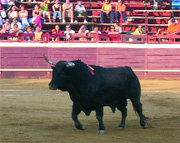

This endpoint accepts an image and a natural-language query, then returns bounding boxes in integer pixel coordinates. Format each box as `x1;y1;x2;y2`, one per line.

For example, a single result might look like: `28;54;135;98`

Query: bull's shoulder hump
124;66;133;71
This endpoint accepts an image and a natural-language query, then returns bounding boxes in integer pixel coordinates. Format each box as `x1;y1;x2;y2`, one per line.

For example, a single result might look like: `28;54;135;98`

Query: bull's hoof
76;124;85;130
118;125;125;130
98;130;105;134
142;123;148;129
140;120;147;129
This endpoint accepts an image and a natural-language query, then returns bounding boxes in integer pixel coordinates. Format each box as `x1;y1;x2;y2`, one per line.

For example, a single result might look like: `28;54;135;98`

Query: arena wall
0;43;180;79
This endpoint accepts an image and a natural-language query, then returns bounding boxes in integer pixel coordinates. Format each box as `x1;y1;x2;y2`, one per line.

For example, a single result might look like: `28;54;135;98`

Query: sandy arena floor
0;79;180;143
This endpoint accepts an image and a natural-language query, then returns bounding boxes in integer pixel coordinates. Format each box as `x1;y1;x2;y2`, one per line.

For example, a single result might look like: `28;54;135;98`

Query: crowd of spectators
145;0;172;10
0;0;179;42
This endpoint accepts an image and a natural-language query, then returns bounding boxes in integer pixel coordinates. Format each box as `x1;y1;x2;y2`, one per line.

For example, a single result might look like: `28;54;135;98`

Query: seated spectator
0;2;6;24
156;28;164;36
131;25;145;35
24;26;33;41
34;25;43;41
62;0;74;23
107;25;119;34
64;24;75;40
115;0;127;23
0;16;2;26
40;0;52;23
1;0;11;10
167;19;180;35
114;22;122;33
78;25;89;35
107;25;119;41
146;0;157;10
9;24;23;39
168;15;178;26
145;0;164;10
19;4;29;30
153;0;172;10
8;5;18;23
168;0;172;9
0;25;5;40
11;18;22;29
27;0;36;2
0;3;3;25
78;25;89;40
90;26;101;34
6;1;18;12
90;26;101;41
0;25;2;33
51;25;63;41
54;25;63;35
21;0;36;2
100;0;114;23
155;28;166;43
128;25;145;42
1;18;11;33
74;1;87;23
32;4;42;30
52;0;62;22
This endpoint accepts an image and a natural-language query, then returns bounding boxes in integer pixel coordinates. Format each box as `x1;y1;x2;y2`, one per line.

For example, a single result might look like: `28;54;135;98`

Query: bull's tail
132;105;149;120
128;73;150;127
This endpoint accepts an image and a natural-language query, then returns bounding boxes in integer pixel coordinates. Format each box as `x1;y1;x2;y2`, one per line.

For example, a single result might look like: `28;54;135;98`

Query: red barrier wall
0;43;180;79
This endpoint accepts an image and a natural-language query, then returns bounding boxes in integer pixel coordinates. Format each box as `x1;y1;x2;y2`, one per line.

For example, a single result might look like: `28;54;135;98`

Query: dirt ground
0;79;180;143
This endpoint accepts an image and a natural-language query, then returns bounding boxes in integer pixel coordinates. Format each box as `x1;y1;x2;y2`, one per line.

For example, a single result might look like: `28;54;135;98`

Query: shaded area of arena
0;79;180;143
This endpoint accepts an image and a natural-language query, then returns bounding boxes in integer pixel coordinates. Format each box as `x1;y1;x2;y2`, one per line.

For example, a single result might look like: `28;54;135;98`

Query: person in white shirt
78;25;89;40
0;2;6;23
9;24;23;38
10;18;22;29
62;0;73;23
19;4;29;30
8;5;18;22
64;24;75;40
74;1;87;23
90;26;101;34
168;15;178;26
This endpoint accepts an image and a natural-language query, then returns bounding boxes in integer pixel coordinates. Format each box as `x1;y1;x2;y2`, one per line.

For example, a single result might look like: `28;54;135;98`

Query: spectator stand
0;0;179;44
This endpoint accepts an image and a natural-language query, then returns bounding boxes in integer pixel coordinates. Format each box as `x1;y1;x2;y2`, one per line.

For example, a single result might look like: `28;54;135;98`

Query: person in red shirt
167;19;180;35
51;25;64;41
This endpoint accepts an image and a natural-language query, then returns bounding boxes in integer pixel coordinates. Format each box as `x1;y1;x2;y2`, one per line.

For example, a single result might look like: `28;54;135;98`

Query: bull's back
94;66;136;85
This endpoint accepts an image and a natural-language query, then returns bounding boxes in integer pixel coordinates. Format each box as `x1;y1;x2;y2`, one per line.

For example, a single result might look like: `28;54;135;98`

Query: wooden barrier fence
0;43;180;79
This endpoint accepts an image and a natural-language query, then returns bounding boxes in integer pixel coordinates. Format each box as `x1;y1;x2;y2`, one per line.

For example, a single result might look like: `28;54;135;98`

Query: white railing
1;69;180;72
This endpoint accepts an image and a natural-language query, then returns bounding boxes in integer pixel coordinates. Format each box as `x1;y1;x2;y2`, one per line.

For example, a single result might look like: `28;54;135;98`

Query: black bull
44;55;148;134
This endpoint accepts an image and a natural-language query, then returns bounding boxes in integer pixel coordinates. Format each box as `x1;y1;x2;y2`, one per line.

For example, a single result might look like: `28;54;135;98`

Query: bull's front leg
96;106;105;134
72;103;85;130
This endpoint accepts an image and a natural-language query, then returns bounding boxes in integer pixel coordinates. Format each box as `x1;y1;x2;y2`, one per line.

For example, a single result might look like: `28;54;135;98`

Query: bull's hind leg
72;103;84;130
117;100;127;129
128;77;148;128
130;98;147;128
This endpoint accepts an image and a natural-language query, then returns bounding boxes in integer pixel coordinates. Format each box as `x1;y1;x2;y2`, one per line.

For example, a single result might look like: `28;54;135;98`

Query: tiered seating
1;0;180;42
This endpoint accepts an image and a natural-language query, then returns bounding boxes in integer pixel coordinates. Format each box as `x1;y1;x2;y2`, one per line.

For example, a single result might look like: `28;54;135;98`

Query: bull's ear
65;62;75;68
51;66;55;69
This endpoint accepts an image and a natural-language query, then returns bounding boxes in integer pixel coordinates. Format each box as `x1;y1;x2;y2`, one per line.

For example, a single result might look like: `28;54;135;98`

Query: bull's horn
43;54;57;65
65;62;75;67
